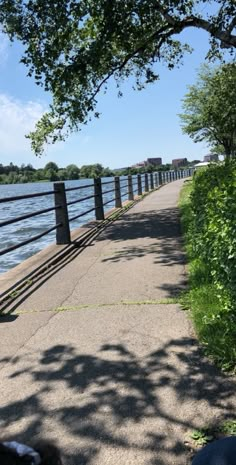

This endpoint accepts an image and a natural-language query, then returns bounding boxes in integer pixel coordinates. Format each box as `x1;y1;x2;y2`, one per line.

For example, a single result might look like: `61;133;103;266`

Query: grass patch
179;181;236;372
13;298;179;315
189;420;236;447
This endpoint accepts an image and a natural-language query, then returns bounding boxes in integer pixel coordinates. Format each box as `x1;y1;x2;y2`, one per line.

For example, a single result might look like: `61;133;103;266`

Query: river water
0;178;130;275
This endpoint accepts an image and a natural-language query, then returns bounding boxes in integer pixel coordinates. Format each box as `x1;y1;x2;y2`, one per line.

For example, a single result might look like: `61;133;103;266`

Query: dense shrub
180;162;236;371
191;162;236;308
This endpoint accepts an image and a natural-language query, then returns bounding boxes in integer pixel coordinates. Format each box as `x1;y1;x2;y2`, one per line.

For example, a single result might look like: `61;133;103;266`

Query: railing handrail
0;189;55;203
0;169;194;261
0;205;60;228
64;182;94;192
0;224;61;257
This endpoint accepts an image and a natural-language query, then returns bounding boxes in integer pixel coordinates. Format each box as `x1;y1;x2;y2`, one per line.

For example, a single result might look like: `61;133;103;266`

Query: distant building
172;158;188;168
132;161;146;168
132;158;162;168
146;157;162;166
204;154;219;162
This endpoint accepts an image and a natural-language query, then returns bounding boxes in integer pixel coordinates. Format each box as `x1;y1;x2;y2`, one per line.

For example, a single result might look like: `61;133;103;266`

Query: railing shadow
1;203;185;313
0;204;135;314
1;338;235;464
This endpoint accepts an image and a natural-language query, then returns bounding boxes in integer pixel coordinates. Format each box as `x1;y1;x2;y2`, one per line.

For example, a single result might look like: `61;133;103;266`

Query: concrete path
0;180;235;465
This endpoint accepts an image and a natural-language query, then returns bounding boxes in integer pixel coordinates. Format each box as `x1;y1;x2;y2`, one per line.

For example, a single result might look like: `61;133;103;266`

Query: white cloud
0;94;47;156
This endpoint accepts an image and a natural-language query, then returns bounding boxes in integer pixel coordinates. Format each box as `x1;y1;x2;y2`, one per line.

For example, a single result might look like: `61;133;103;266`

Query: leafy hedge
180;161;236;371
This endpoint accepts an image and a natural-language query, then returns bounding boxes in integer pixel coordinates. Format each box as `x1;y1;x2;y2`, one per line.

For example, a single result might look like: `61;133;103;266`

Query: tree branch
88;24;175;105
160;10;236;48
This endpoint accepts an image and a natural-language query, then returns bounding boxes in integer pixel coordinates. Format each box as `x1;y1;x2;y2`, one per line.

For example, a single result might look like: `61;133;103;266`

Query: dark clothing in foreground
192;437;236;465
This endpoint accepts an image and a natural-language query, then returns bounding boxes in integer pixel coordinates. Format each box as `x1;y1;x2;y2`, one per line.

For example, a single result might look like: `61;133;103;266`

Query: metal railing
0;168;194;257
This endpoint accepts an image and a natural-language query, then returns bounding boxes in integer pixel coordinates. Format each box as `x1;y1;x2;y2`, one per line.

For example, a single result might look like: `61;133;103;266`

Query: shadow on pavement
100;207;186;268
1;338;235;465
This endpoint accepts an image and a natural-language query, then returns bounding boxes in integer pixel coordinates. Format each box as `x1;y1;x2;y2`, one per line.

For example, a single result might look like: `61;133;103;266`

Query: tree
180;63;236;159
44;162;59;172
80;165;92;179
57;169;68;180
102;167;113;177
80;163;104;178
66;164;80;179
45;169;59;181
0;1;235;155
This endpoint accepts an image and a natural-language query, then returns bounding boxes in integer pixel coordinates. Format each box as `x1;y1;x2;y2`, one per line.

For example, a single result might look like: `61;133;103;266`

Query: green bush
180;163;236;371
191;162;236;309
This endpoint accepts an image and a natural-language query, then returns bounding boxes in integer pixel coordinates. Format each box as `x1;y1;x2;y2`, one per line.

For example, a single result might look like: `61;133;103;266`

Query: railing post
114;176;122;208
137;174;142;195
158;171;162;186
155;172;158;187
150;173;154;190
144;173;149;192
54;182;71;244
128;174;134;200
94;177;104;220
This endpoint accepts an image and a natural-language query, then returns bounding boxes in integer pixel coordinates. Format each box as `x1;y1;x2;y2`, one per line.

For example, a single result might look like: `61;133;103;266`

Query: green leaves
183;162;236;370
0;0;235;154
191;430;214;445
189;421;236;446
180;63;236;158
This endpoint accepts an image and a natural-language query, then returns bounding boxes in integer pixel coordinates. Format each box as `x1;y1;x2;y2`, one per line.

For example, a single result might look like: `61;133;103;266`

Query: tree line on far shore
0;160;195;185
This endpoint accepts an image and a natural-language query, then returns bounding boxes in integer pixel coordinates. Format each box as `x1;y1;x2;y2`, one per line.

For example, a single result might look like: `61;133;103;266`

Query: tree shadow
1;338;235;464
100;207;186;267
156;281;188;298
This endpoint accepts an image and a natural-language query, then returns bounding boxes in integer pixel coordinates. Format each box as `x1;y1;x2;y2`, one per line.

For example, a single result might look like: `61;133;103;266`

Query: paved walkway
0;180;235;465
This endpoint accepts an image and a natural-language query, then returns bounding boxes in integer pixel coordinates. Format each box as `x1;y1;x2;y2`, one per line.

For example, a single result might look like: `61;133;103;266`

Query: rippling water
0;178;130;274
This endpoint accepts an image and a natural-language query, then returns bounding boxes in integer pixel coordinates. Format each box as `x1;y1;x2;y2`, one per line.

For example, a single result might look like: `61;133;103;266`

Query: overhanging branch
161;11;236;48
88;24;175;104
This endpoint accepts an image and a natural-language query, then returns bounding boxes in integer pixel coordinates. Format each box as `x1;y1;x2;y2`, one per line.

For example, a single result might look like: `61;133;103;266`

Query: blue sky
0;26;219;169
